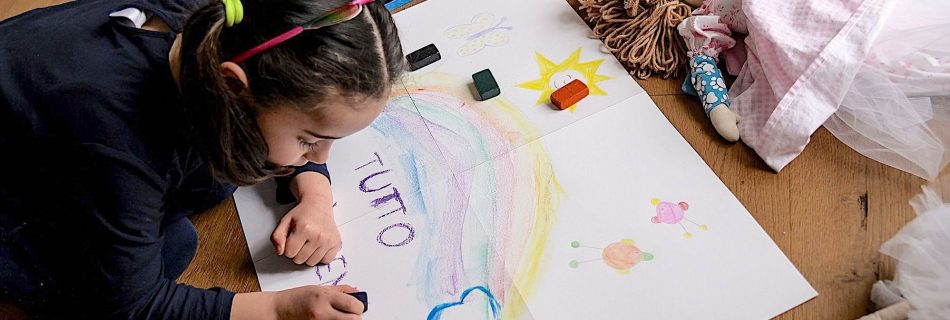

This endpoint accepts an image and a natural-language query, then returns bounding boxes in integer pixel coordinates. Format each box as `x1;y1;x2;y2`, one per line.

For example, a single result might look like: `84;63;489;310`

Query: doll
580;0;740;142
676;0;743;142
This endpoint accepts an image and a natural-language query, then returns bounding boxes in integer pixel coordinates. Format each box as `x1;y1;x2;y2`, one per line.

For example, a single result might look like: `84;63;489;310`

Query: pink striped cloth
681;0;893;171
679;0;950;179
732;0;896;172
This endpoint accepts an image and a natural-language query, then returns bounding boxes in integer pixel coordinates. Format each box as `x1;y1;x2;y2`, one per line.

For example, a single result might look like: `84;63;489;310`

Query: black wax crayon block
406;44;441;71
347;291;368;312
472;69;500;101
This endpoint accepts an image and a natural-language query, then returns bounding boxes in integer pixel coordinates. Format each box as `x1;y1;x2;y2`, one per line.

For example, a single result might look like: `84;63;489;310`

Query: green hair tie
222;0;244;27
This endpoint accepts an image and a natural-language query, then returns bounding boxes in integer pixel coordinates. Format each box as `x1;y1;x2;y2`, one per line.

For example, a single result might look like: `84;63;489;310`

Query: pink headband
229;0;375;63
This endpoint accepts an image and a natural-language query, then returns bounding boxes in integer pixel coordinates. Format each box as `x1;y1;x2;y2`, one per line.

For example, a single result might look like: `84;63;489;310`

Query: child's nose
303;152;318;162
304;150;324;163
291;157;309;167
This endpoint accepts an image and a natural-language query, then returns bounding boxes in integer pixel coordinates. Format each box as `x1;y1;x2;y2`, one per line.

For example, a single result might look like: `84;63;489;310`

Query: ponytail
179;3;286;185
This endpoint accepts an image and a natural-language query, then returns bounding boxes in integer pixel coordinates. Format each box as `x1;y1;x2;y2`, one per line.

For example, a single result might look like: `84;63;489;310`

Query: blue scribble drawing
427;286;502;320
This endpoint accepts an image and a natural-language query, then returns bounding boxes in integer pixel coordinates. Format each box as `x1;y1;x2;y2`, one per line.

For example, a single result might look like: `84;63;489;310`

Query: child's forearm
289;171;333;204
232;286;363;319
231;292;277;320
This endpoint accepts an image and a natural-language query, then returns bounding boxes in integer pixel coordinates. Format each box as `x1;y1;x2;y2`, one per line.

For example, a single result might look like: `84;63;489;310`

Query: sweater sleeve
274;162;331;205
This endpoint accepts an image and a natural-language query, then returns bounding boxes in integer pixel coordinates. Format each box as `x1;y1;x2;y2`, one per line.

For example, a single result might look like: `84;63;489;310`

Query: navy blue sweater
1;0;246;318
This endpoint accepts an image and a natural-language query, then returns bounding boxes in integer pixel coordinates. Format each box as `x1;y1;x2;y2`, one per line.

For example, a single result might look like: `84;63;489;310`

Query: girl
0;0;405;318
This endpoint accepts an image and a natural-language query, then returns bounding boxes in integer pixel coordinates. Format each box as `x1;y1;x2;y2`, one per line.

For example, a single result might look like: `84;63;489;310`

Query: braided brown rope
580;0;692;79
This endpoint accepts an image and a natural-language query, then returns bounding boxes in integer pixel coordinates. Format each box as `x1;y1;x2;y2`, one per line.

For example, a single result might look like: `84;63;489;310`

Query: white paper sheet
234;0;817;318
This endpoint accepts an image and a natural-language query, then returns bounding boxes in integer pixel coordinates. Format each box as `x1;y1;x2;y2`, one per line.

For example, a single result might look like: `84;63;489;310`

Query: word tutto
356;152;416;247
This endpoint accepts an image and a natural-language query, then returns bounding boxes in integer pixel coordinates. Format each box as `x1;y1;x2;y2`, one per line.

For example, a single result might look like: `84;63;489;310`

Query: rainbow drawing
366;72;566;319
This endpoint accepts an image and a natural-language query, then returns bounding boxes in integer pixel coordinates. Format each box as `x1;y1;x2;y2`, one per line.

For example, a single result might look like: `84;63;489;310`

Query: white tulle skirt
824;1;950;180
877;176;950;318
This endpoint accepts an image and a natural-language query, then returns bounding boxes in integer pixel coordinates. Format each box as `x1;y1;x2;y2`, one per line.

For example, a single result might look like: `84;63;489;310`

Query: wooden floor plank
1;0;64;20
178;199;261;293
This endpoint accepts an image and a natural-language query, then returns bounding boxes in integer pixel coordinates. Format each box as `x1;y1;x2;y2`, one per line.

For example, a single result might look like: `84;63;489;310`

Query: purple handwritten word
372;187;407;219
355;152;415;248
355;152;384;171
377;223;415;247
359;169;392;193
315;256;347;286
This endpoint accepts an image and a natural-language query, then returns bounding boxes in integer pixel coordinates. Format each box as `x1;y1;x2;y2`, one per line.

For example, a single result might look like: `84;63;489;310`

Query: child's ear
219;61;250;92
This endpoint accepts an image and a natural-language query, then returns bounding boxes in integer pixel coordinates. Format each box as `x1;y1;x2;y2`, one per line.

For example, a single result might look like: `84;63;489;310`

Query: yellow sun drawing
516;48;613;112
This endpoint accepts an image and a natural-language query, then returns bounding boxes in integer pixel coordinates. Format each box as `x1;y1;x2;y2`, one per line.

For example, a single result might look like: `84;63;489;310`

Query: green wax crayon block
472;69;500;101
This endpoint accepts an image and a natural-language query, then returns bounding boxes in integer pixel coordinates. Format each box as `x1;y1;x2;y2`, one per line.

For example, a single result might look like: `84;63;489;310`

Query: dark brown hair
179;0;405;185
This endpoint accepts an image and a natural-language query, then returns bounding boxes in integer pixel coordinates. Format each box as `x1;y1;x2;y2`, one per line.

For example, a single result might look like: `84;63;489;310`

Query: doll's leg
687;54;740;141
689;55;729;115
677;13;741;141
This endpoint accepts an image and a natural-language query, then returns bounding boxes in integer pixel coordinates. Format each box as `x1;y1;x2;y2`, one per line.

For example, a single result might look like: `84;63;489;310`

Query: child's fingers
321;246;342;265
308;243;332;266
329;285;358;293
305;246;327;266
313;305;359;320
271;216;293;255
330;291;365;315
327;313;360;320
294;240;319;264
283;234;307;259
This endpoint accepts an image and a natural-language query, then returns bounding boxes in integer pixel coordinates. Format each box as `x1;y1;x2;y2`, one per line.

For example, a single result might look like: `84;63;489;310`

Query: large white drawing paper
234;0;818;319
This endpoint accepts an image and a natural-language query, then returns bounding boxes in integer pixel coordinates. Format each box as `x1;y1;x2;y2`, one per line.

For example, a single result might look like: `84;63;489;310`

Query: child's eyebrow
304;129;343;140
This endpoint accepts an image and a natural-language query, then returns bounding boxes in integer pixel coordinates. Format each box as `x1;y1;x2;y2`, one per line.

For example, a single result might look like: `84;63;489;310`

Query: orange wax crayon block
551;79;589;110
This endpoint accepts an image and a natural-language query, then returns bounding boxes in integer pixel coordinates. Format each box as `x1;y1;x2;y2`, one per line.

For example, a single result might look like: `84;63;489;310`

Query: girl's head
179;0;405;185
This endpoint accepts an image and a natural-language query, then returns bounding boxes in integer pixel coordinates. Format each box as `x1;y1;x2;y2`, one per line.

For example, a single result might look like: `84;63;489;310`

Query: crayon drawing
516;48;613;111
445;13;513;57
650;198;709;239
426;286;502;320
569;239;655;274
394;74;566;318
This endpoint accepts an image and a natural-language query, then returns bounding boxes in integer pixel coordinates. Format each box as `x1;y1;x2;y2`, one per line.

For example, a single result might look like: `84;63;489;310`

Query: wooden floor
0;1;934;319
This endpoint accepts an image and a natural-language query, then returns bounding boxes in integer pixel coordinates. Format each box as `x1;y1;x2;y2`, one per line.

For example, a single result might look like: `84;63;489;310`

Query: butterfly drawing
444;13;513;57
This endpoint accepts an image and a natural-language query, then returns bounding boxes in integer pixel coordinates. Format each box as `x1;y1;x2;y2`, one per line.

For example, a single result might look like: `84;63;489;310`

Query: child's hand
271;172;341;266
274;285;364;320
